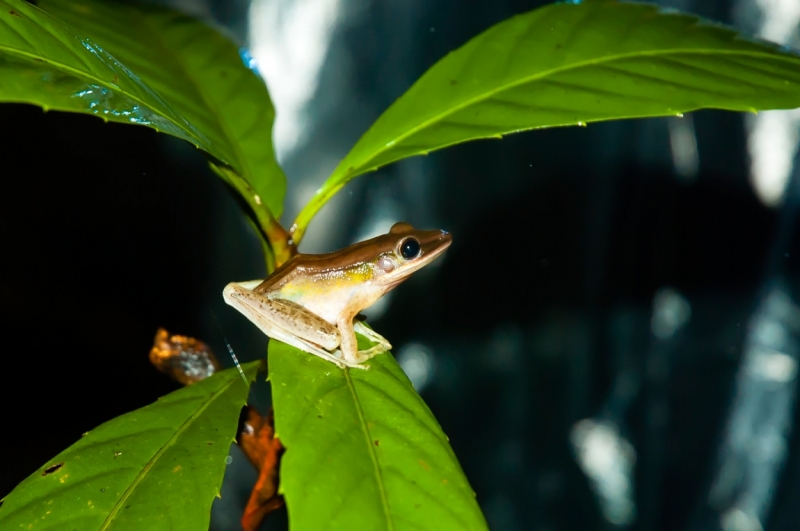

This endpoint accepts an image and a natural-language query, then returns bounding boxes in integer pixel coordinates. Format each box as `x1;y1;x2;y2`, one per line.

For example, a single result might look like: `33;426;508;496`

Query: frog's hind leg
267;327;349;368
264;300;370;370
223;284;348;368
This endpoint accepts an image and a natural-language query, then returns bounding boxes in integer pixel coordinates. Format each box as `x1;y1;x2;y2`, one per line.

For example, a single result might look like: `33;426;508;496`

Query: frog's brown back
254;224;445;294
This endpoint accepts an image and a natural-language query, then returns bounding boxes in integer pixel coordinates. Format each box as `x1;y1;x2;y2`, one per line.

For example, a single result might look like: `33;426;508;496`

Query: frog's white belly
276;280;385;324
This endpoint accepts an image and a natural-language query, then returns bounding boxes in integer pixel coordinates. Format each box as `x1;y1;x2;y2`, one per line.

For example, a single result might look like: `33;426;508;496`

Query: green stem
210;163;295;272
291;179;348;246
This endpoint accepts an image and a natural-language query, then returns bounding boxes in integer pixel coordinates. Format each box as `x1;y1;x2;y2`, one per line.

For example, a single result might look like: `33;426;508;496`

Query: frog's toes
357;346;388;361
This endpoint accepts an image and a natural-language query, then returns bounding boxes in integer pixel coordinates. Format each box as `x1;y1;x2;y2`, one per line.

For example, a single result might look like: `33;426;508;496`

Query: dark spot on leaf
9;10;22;17
555;43;562;49
125;505;131;509
317;415;323;419
374;440;380;446
42;462;64;475
207;442;213;445
449;79;457;86
415;504;421;508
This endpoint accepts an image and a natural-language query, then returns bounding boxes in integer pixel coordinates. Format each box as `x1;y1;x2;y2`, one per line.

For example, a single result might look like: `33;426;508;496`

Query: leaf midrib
129;9;253;185
97;374;238;531
344;368;394;531
339;47;797;180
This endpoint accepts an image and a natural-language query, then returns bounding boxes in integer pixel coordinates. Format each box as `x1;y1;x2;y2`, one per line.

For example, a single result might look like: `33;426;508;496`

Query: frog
223;222;452;369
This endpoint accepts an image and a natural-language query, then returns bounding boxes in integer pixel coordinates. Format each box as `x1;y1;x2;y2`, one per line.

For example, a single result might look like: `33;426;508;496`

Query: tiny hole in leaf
42;462;64;475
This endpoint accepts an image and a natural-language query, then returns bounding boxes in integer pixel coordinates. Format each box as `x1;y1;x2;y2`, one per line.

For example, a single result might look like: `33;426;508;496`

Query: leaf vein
97;374;240;530
344;368;394;531
348;48;800;176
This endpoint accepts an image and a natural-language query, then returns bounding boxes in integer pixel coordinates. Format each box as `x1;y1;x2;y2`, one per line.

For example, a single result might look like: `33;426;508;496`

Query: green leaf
1;0;285;217
292;0;800;242
0;362;260;531
269;339;488;531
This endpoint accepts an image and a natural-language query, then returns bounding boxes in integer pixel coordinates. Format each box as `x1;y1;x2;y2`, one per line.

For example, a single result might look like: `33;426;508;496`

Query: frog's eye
399;238;421;260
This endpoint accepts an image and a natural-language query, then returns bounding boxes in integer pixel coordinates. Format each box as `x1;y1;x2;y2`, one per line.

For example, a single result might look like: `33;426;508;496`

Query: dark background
3;0;800;530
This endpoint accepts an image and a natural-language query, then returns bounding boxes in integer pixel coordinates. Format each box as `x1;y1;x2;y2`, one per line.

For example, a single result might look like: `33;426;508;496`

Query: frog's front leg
336;318;390;367
224;283;349;368
353;321;392;358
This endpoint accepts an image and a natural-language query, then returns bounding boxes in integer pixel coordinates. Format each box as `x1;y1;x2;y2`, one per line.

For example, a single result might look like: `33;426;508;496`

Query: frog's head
371;222;452;288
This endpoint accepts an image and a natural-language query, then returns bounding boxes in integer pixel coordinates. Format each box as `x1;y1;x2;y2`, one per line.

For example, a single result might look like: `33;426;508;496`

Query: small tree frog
223;222;452;369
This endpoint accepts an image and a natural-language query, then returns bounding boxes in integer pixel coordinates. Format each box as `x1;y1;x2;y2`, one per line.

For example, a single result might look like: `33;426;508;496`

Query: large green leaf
0;362;260;531
291;0;800;242
269;339;487;531
1;0;285;218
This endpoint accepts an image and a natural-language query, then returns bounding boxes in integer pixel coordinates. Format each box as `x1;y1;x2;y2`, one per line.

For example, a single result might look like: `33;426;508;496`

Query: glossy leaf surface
0;362;260;531
269;339;488;531
292;0;800;241
1;0;285;216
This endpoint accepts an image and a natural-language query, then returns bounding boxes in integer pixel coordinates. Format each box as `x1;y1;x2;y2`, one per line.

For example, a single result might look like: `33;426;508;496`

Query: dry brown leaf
238;406;284;530
149;327;220;385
